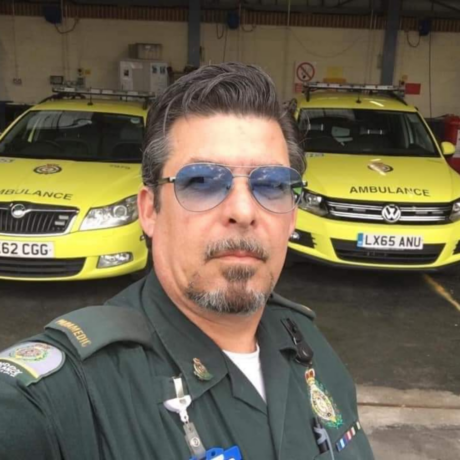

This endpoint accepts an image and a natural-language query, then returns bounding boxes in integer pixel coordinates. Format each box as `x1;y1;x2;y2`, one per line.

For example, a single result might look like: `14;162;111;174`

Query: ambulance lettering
350;186;430;197
0;189;73;200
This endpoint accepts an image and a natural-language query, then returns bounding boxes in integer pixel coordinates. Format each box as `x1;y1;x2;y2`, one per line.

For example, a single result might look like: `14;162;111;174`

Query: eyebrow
187;157;285;167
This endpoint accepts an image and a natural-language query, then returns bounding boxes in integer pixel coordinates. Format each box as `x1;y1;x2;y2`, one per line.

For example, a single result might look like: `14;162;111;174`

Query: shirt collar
141;272;229;401
140;272;299;401
260;294;300;355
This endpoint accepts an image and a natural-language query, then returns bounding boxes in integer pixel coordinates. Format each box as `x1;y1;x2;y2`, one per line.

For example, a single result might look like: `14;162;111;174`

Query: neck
175;300;263;353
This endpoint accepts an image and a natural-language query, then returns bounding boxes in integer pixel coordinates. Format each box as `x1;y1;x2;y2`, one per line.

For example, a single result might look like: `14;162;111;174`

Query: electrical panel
119;59;169;96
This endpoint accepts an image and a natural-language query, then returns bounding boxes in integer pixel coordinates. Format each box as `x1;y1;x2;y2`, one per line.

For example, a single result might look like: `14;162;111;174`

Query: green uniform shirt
0;272;374;460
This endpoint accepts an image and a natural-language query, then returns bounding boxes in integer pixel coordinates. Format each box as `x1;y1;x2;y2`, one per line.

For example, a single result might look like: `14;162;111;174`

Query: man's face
139;114;297;316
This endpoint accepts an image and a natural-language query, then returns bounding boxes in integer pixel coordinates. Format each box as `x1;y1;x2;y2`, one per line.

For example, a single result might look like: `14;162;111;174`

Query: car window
298;108;439;157
405;113;436;153
0;110;144;163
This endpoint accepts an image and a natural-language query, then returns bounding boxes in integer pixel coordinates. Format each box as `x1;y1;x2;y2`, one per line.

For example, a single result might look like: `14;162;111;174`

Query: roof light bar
51;86;155;100
305;82;404;92
303;82;406;103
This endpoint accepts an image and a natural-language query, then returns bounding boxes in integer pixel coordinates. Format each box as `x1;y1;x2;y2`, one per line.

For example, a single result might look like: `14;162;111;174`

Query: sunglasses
154;163;306;213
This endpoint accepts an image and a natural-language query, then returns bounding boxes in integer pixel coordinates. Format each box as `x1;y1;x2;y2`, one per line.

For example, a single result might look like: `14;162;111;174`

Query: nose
221;176;258;228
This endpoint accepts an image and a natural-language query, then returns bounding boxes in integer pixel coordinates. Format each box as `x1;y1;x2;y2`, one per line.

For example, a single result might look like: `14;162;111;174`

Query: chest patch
305;368;343;429
0;342;65;386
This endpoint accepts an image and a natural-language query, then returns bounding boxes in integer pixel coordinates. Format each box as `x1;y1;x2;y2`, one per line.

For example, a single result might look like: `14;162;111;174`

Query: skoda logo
34;164;62;175
381;204;401;223
11;204;27;219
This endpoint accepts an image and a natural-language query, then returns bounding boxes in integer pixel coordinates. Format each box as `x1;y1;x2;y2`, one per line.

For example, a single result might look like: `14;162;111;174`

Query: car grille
332;239;444;265
291;229;316;248
0;203;79;235
454;241;460;255
0;257;85;278
326;198;451;225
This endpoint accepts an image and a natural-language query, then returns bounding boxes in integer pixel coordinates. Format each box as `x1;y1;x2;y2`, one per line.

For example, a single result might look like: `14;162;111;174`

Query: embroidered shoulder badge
305;368;343;428
0;342;65;386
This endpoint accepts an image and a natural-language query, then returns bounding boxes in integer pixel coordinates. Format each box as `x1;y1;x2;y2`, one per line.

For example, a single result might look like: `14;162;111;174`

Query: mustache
205;238;269;262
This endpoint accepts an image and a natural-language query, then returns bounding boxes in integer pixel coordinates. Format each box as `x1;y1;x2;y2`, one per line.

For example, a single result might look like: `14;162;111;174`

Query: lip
213;251;262;260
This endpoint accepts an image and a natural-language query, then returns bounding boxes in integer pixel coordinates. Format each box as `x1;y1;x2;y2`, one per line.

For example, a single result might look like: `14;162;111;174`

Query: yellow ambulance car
0;88;151;280
290;83;460;270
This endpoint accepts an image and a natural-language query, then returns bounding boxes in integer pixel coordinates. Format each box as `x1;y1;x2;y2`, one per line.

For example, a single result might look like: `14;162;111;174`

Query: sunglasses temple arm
292;181;308;203
154;177;176;186
291;180;308;190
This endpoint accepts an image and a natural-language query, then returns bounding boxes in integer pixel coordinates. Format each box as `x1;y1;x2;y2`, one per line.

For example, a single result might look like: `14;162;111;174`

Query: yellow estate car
0;88;151;280
290;83;460;270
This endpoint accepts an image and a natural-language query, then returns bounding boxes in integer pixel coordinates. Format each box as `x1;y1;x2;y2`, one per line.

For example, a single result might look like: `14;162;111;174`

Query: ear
138;186;157;237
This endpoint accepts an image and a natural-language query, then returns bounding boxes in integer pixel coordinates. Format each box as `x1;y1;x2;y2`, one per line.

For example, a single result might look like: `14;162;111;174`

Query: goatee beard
185;265;274;316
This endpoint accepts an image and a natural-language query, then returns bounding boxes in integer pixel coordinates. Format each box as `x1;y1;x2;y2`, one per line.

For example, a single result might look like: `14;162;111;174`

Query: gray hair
142;62;306;211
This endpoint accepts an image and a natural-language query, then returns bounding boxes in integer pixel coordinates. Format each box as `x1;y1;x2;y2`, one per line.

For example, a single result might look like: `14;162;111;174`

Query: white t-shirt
223;344;267;402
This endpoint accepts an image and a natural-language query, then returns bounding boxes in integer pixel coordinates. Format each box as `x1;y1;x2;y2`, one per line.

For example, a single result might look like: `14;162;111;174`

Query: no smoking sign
294;61;316;93
296;62;315;82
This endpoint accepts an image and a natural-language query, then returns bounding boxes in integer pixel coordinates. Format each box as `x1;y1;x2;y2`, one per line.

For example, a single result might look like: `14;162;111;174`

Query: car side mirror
441;141;456;157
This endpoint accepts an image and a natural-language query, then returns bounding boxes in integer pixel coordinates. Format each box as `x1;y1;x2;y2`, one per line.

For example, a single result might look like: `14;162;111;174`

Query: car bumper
288;211;460;270
0;222;148;281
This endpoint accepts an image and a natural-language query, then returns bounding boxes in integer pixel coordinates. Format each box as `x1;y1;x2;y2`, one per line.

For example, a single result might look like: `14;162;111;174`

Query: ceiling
16;0;460;18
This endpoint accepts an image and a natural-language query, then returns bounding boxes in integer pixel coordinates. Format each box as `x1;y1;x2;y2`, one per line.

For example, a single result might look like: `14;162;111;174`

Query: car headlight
298;191;328;217
80;195;138;231
450;200;460;222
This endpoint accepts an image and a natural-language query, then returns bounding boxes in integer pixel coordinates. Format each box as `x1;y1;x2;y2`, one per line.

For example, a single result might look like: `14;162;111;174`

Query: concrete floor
1;261;460;459
369;426;460;460
278;264;460;395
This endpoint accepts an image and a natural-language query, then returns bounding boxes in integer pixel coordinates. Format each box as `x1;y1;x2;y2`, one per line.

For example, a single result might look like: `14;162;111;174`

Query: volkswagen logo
10;204;27;219
381;204;401;223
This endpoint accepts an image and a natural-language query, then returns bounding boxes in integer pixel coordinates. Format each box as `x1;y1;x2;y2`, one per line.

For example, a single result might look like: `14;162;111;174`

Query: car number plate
0;241;55;258
357;233;424;250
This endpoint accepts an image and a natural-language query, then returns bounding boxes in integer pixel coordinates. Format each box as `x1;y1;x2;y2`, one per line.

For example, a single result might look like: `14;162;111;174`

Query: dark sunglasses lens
174;164;232;211
250;167;302;213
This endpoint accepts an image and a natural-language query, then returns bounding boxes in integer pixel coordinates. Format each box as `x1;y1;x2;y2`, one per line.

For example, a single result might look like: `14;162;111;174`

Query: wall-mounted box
120;59;169;96
128;43;162;60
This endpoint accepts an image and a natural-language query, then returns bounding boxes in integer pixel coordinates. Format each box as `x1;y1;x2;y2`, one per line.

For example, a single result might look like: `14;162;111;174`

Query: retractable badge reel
163;377;242;460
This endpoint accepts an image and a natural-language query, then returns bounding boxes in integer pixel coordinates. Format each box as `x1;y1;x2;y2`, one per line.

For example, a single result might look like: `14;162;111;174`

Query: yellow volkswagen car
290;83;460;270
0;88;151;280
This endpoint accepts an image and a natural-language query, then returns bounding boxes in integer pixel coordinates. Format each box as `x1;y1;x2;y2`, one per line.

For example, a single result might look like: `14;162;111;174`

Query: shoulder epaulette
45;305;153;360
269;292;316;320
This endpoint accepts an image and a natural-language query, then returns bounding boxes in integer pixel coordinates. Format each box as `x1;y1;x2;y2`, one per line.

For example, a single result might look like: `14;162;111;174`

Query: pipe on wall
2;2;460;32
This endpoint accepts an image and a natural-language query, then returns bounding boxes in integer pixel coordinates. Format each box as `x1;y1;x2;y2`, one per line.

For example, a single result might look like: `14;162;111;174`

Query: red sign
294;83;304;93
405;83;421;95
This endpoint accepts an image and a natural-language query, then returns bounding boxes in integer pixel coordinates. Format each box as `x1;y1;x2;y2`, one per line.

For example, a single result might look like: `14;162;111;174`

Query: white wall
0;16;187;103
395;31;460;117
0;14;459;117
202;24;385;101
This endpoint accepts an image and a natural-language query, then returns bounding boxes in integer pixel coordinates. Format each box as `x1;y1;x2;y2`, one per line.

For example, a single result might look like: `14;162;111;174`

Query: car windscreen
0;110;144;162
297;108;439;157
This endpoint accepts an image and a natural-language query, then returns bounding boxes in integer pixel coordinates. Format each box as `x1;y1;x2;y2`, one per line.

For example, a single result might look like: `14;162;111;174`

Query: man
0;63;374;459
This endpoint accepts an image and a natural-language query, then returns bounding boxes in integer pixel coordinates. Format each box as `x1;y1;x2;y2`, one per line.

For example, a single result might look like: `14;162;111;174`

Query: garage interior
1;0;460;459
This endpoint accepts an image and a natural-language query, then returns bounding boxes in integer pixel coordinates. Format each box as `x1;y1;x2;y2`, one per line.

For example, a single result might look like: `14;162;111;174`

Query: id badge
190;446;242;460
